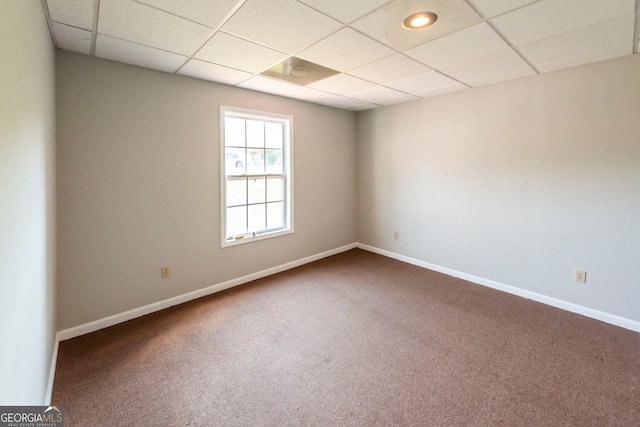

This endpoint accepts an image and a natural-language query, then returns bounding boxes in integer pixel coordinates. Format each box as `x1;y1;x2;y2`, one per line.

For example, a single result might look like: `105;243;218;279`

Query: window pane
265;149;283;174
248;204;265;232
227;206;247;237
267;202;284;229
247;120;264;148
265;122;283;149
266;176;283;202
222;108;292;247
225;118;245;147
247;177;265;204
247;149;265;175
225;148;246;175
226;178;246;207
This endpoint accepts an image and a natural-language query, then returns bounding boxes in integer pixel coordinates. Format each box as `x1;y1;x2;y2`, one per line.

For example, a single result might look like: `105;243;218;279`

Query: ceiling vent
260;57;339;86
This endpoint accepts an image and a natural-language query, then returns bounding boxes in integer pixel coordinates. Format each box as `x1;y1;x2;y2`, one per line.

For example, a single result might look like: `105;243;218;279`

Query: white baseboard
357;243;640;334
44;332;59;405
58;243;357;341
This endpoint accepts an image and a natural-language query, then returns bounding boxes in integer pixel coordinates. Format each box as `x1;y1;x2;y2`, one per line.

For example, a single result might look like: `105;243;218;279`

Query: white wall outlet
575;269;587;283
393;232;399;240
161;266;171;279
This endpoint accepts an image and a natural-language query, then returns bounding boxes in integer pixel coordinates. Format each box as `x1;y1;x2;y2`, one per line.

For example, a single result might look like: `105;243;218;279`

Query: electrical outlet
161;266;171;279
575;269;587;283
393;232;399;240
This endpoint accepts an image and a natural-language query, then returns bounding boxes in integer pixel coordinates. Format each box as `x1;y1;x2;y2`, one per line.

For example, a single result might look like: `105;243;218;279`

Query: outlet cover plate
575;269;587;283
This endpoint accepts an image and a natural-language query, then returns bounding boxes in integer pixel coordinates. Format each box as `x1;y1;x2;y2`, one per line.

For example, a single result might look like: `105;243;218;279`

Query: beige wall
0;2;56;404
56;40;640;333
56;52;357;330
358;54;640;323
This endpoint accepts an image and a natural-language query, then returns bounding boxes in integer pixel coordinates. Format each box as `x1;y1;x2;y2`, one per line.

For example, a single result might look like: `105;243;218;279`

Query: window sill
221;228;293;248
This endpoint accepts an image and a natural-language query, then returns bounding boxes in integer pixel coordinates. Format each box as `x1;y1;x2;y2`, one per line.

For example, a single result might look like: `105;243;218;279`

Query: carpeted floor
52;249;640;426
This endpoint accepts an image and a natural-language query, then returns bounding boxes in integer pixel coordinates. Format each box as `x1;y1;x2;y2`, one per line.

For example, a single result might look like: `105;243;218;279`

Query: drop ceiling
44;0;639;111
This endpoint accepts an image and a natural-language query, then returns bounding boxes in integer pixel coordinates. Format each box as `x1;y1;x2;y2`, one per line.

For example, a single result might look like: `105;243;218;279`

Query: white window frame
220;106;294;248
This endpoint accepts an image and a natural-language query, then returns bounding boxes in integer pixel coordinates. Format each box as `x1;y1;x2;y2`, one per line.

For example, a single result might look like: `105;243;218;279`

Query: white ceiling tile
348;54;432;84
415;83;468;98
177;59;252;85
298;0;391;23
492;0;635;46
441;48;535;87
309;94;380;110
519;14;634;67
344;101;381;111
405;22;509;70
470;0;538;18
221;0;342;54
47;0;94;30
307;73;377;94
535;43;631;73
52;22;92;55
98;0;213;55
351;0;483;51
347;85;408;103
95;35;188;73
385;71;461;93
377;94;421;106
284;87;335;102
238;76;301;95
194;32;288;74
137;0;240;28
283;89;370;111
297;28;395;72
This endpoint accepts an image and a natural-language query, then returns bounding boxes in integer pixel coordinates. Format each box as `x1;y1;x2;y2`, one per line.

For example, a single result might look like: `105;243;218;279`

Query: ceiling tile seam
90;0;100;56
485;19;540;74
295;0;393;26
261;23;400;71
284;87;383;107
634;0;640;53
342;25;403;54
269;26;349;63
380;70;472;93
131;0;217;30
517;12;640;61
306;35;401;75
92;32;192;58
394;52;434;71
467;0;545;20
177;58;255;81
212;24;372;83
518;12;638;51
337;51;400;75
40;0;59;49
532;41;634;69
280;86;362;102
341;72;391;88
246;73;306;90
343;83;413;99
338;95;383;107
173;0;248;74
252;7;473;78
48;20;93;33
343;0;394;25
215;29;294;55
463;0;540;74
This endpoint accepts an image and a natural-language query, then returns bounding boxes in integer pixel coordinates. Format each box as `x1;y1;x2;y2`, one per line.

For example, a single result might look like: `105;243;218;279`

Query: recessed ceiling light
402;12;438;30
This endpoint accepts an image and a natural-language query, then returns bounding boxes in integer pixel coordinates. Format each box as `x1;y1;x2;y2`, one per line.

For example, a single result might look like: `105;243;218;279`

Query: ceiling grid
42;0;639;111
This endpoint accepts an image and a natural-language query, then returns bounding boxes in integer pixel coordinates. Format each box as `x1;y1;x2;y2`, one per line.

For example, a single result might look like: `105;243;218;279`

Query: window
220;106;293;247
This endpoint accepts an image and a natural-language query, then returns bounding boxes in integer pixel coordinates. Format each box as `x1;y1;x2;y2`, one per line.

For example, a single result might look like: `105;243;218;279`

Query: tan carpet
52;249;640;426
